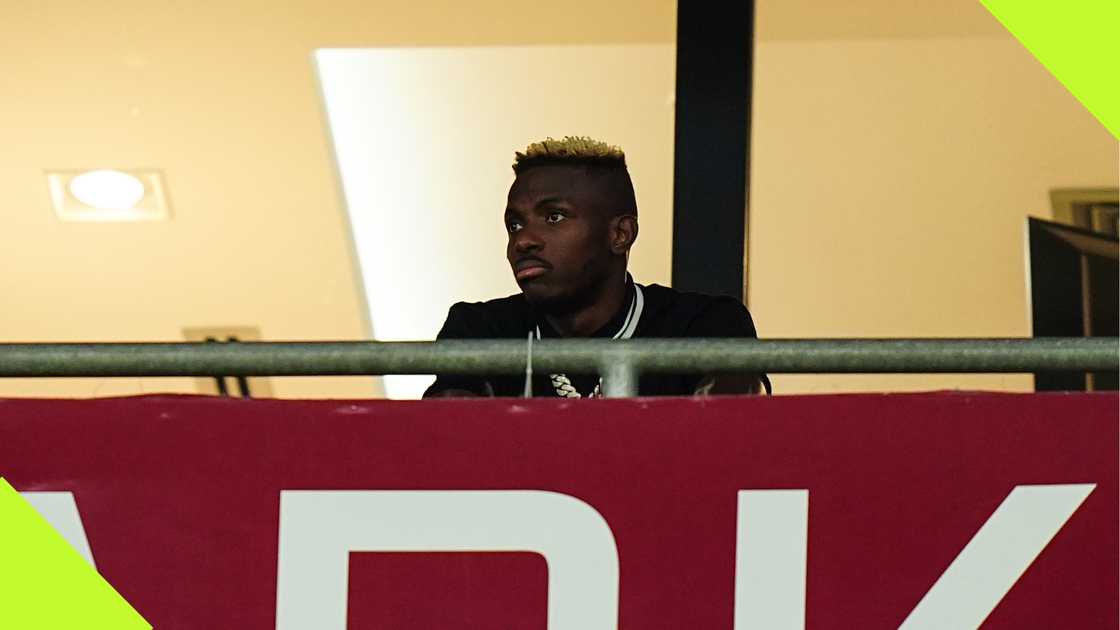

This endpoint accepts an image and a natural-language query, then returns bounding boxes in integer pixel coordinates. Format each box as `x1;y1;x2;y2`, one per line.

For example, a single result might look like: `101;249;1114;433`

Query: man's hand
693;372;770;396
424;389;483;398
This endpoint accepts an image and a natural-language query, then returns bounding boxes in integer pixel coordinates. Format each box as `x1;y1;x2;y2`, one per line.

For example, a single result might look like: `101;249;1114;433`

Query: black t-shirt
423;281;767;397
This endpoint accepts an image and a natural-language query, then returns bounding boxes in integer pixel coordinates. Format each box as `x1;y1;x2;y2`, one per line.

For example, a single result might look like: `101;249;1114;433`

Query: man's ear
609;214;639;255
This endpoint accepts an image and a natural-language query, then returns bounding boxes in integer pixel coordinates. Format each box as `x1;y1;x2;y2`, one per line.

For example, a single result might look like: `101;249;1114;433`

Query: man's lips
514;258;551;281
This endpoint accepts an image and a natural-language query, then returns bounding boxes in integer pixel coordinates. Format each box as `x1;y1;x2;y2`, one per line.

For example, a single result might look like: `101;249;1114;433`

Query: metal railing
1;337;1116;397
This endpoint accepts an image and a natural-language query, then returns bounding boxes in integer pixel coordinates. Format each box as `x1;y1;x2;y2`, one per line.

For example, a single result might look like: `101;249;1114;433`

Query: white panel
901;484;1095;629
316;45;675;398
275;490;619;630
734;490;809;629
22;492;97;569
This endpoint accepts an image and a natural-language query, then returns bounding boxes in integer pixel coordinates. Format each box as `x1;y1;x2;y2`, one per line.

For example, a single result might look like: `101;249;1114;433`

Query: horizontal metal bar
0;338;1115;377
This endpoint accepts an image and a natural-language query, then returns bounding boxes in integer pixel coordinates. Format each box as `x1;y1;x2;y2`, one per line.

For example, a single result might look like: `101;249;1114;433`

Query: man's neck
543;271;629;337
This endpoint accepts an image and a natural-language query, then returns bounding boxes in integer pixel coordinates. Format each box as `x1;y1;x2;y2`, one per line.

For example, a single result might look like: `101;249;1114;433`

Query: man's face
504;165;613;310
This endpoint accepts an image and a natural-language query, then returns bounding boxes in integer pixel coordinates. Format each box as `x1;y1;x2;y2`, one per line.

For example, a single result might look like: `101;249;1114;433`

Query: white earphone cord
523;331;533;398
532;284;644;398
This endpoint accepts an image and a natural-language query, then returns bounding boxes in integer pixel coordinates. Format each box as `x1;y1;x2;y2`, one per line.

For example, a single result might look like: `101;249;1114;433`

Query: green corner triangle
0;478;151;629
980;0;1120;139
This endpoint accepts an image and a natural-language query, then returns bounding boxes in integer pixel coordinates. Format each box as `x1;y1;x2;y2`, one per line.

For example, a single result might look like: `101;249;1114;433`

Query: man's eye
506;221;523;233
546;212;566;224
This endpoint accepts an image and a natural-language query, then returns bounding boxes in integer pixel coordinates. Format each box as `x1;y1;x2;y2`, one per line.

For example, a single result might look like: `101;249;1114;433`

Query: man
424;136;769;398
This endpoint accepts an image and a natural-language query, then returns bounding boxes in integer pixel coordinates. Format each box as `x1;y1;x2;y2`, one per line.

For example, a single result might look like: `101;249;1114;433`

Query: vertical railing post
600;358;639;398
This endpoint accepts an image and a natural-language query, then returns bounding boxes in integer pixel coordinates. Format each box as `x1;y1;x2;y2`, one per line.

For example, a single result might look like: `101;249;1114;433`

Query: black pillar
671;0;754;301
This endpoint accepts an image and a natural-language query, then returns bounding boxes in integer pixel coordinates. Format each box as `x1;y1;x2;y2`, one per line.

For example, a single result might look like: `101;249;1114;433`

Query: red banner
1;392;1116;629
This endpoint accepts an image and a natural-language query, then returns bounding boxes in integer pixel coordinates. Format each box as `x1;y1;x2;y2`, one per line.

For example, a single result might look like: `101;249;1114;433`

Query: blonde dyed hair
513;136;627;173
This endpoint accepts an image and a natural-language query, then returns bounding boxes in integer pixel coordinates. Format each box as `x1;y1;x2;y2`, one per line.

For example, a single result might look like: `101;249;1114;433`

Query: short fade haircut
513;136;627;174
512;136;637;217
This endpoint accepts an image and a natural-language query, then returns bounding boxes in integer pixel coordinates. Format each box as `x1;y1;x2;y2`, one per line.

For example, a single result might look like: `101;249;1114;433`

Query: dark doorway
1028;218;1119;391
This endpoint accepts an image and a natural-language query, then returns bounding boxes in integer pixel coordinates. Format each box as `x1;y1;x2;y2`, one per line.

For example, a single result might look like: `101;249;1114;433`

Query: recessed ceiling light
46;169;171;222
67;169;146;210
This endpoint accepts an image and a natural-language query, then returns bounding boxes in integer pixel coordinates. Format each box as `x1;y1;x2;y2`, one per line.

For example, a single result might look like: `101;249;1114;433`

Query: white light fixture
68;169;146;210
46;169;171;222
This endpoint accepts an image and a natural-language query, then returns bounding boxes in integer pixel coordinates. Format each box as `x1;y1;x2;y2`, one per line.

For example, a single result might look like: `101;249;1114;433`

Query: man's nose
513;227;543;253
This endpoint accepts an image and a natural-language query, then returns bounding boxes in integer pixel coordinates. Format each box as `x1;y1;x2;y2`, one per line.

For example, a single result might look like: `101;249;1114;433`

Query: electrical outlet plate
182;326;273;397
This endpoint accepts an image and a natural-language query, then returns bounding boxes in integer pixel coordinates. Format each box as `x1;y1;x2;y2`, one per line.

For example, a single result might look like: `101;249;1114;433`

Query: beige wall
0;1;674;398
748;36;1118;393
2;1;1115;398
